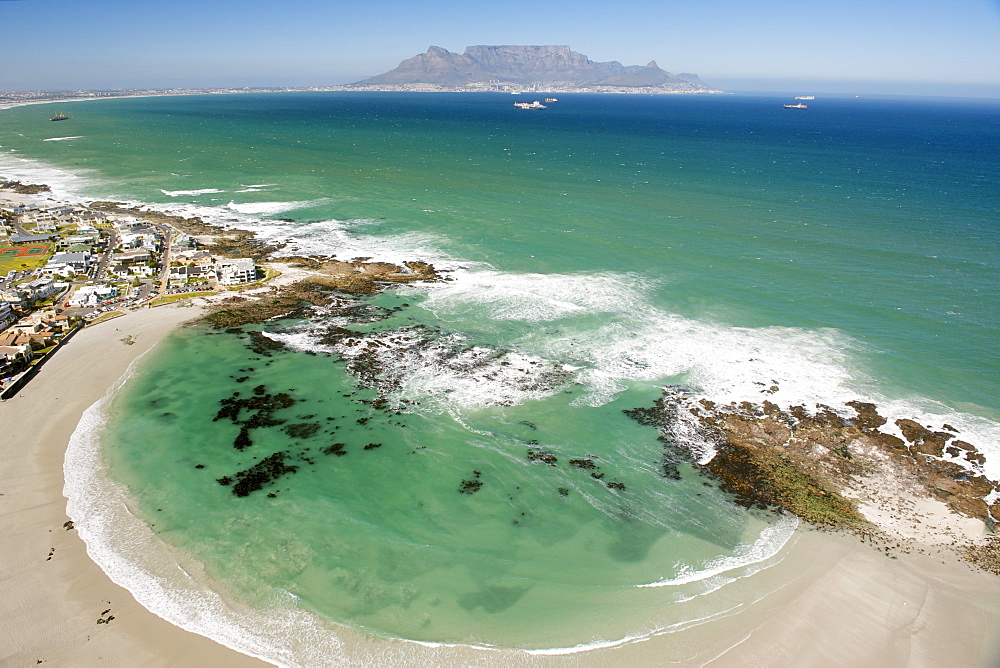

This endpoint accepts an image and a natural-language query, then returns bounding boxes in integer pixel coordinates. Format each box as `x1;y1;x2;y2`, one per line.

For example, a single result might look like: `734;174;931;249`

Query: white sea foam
415;269;653;321
638;514;799;588
42;136;83;142
226;199;322;216
417;269;860;408
0;150;100;202
160;188;226;197
267;325;572;410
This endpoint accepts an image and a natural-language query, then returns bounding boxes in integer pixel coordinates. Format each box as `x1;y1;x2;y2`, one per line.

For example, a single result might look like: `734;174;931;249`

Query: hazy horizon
2;0;998;98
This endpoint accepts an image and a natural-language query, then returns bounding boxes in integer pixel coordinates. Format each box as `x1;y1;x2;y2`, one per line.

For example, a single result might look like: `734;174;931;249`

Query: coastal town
0;183;261;396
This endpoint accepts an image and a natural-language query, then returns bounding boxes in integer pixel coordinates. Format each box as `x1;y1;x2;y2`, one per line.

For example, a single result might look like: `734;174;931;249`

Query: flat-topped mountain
350;45;721;93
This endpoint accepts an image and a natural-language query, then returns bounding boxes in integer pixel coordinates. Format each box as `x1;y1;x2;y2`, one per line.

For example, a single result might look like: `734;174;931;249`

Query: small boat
783;103;808;109
514;101;547;110
49;113;69;121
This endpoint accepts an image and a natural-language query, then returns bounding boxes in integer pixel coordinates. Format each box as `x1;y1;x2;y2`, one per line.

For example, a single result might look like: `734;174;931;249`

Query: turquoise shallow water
3;92;999;655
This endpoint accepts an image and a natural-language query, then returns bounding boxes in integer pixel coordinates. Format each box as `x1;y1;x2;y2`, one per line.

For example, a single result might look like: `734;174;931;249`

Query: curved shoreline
2;120;1000;663
0;304;265;666
1;306;999;665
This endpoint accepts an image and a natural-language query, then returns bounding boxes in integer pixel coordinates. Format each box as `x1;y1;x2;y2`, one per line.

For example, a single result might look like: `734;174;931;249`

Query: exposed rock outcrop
625;389;1000;574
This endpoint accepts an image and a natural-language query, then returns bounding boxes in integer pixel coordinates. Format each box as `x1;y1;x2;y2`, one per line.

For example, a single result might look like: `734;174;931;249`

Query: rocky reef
625;389;1000;574
89;201;284;260
0;180;51;195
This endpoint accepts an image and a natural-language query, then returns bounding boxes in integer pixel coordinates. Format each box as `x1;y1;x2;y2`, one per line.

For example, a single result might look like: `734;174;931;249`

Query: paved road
156;224;173;294
92;228;118;281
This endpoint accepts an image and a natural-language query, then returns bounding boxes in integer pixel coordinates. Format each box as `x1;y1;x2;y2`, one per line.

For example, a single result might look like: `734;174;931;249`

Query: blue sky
2;0;999;96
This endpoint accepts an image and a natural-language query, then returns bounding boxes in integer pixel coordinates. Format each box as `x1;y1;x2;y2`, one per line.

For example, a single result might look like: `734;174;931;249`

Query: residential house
74;210;107;226
60;233;100;248
173;249;213;264
0;320;57;350
0;301;15;329
21;277;60;304
41;251;93;278
119;228;161;252
168;264;214;284
0;344;32;381
68;284;118;307
112;248;151;266
216;258;257;285
0;289;25;309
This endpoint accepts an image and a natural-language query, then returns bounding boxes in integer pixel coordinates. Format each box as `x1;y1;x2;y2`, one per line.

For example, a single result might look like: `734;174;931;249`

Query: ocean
2;92;999;662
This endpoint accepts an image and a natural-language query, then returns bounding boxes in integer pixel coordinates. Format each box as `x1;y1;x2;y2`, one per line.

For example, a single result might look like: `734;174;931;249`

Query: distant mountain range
348;45;721;93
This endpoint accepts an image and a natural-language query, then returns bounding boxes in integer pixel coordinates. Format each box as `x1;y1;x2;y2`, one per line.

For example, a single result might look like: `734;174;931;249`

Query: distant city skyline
2;0;999;97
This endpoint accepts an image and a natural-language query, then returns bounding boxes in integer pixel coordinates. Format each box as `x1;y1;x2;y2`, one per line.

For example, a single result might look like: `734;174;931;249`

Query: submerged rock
217;451;300;497
527;449;558;466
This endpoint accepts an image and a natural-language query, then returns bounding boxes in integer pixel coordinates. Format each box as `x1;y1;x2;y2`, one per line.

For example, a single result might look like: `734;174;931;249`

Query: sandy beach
0;301;998;666
0;304;266;666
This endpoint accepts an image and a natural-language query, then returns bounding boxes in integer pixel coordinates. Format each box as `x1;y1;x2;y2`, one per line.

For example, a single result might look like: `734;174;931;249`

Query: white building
68;284;118;307
216;258;257;285
21;277;60;302
41;251;93;278
0;302;15;329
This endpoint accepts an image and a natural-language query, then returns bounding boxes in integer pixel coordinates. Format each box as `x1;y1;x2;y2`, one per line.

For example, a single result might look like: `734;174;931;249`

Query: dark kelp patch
217;451;300;497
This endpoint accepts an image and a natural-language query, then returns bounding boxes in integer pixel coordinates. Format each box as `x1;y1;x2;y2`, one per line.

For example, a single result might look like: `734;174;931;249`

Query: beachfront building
67;284;118;307
16;210;58;229
0;302;15;330
216;258;257;285
14;310;70;333
172;233;195;248
0;344;32;382
168;264;214;285
0;316;58;349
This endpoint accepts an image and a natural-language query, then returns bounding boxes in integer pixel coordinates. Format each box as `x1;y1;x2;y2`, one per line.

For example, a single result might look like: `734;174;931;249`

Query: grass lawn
149;291;218;307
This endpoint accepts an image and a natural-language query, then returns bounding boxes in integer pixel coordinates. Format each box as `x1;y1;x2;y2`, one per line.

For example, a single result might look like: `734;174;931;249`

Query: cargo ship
794;96;815;100
49;113;70;121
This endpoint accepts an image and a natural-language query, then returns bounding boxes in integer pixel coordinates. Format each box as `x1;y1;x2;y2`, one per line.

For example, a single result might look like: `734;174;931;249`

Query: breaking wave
161;187;226;197
638;514;799;588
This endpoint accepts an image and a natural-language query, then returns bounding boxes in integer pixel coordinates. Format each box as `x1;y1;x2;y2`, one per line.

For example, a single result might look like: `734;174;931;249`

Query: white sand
0;305;265;666
1;292;999;666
